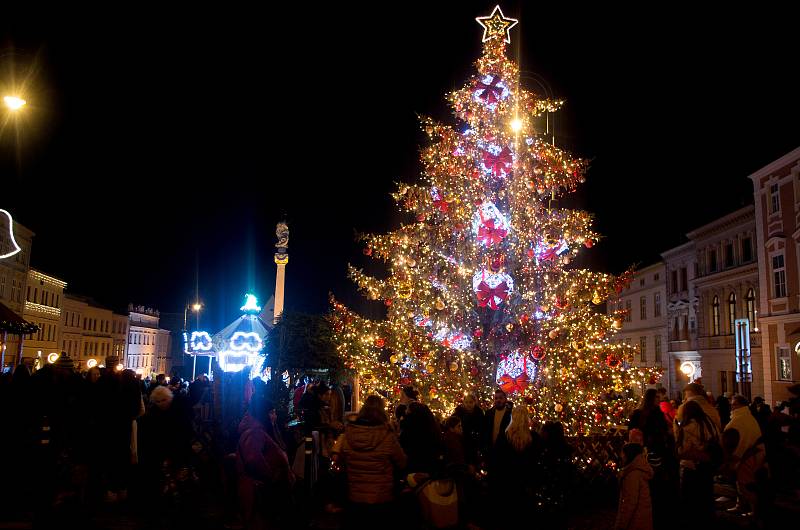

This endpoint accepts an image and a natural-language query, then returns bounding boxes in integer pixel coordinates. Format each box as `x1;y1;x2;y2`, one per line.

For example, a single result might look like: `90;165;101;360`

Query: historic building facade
661;241;700;398
613;263;669;393
127;305;171;376
0;217;34;368
22;269;66;365
60;294;118;371
690;206;761;400
750;146;800;404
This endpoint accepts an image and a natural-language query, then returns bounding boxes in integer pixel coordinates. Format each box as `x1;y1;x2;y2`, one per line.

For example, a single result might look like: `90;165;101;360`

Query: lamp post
184;302;202;379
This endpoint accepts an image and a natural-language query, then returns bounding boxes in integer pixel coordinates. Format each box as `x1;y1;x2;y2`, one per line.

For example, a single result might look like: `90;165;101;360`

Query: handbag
417;478;459;529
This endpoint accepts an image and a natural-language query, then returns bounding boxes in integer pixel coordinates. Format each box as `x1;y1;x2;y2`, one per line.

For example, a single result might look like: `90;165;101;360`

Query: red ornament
416;213;427;222
584;239;594;248
363;247;373;256
605;354;621;368
374;338;386;348
384;299;393;307
520;314;530;324
490;253;504;271
454;222;465;231
595;412;603;422
530;345;546;361
473;328;483;338
470;366;479;376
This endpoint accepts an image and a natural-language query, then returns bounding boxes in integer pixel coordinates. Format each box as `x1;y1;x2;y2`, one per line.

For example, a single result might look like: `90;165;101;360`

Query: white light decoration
190;331;214;352
496;350;537;391
240;294;261;314
47;352;59;364
0;209;22;260
472;201;509;247
680;361;697;381
229;331;263;352
87;358;98;369
475;5;519;44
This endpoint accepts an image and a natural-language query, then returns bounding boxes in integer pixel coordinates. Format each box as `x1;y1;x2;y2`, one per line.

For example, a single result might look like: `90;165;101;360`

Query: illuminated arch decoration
87;358;98;369
190;331;213;352
496;350;536;394
230;331;263;352
47;352;60;364
240;294;261;314
0;209;22;260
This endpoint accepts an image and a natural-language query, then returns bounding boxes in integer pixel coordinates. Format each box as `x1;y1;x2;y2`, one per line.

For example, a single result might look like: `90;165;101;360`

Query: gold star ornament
476;5;518;44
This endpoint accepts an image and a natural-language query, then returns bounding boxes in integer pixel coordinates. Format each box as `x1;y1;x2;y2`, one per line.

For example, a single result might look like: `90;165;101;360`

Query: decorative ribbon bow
499;372;529;394
482;146;513;177
477;219;507;246
476;280;509;310
433;198;449;213
474;75;503;104
539;247;558;262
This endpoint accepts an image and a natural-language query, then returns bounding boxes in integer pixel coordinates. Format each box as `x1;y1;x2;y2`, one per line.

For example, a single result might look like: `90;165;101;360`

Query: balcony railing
697;333;761;350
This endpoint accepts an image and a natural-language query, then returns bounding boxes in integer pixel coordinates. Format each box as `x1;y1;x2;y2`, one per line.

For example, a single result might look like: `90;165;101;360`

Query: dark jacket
454;405;484;465
482;405;512;457
334;420;407;504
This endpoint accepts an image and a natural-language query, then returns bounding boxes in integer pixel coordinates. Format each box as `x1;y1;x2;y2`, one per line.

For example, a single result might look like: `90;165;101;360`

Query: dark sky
2;2;799;331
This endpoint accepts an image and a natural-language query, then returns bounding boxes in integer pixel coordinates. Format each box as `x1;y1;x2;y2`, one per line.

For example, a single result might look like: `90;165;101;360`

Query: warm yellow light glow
510;118;523;132
115;363;124;371
4;96;26;111
47;352;60;364
87;358;98;369
680;361;695;376
192;303;202;312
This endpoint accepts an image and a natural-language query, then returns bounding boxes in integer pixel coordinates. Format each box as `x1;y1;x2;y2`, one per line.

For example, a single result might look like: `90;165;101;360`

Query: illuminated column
273;222;289;325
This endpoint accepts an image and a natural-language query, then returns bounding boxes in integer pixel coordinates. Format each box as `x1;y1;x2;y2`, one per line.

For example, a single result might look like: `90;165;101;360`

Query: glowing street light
3;95;26;111
192;302;202;312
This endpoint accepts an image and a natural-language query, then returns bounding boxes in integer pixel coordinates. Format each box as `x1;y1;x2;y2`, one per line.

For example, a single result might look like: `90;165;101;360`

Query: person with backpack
675;399;721;526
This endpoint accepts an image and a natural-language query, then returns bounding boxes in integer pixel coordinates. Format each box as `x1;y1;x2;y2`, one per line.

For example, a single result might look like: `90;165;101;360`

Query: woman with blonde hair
489;405;540;524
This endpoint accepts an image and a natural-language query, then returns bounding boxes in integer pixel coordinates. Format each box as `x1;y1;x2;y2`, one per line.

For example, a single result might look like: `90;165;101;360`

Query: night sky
2;2;799;331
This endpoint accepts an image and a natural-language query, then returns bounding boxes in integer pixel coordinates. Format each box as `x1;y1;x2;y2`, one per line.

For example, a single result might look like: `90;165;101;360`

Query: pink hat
628;428;644;445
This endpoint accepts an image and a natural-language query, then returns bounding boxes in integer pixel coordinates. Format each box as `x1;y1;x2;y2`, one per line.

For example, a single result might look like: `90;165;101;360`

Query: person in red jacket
237;395;294;529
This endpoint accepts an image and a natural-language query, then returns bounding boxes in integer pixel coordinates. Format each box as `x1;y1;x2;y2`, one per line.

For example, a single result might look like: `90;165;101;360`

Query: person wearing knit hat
53;352;75;371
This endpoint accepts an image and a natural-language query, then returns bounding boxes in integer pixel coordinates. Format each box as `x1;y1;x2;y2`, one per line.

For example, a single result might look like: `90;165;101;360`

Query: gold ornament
397;282;413;299
506;323;514;332
426;364;435;372
435;299;446;311
449;362;458;372
548;329;559;339
390;355;398;363
576;359;586;368
554;403;563;413
592;293;603;305
571;340;585;352
613;319;623;330
407;258;417;267
540;304;550;312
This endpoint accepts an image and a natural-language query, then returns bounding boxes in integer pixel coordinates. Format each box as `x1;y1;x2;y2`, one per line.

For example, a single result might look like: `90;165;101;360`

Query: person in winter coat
615;443;654;530
453;394;484;468
724;395;762;514
237;395;294;529
332;395;407;529
399;401;442;473
675;399;719;526
490;406;540;527
674;383;721;433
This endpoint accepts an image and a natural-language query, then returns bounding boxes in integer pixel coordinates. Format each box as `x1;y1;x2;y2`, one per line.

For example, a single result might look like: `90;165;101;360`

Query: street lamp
183;302;203;331
3;95;26;111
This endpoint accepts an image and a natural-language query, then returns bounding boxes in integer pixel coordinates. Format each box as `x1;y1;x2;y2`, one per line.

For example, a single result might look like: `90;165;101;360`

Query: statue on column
275;221;289;264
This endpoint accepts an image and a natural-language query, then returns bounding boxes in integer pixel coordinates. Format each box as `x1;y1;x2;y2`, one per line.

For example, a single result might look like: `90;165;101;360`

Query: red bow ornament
474;75;504;104
482;146;513;177
476;280;509;310
499;372;529;394
477;219;507;246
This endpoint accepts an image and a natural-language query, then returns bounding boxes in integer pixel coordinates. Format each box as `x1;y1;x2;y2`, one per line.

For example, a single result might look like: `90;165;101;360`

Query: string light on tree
330;5;659;427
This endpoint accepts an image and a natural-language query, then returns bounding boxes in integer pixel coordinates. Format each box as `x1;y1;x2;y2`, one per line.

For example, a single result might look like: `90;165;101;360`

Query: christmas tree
330;6;660;433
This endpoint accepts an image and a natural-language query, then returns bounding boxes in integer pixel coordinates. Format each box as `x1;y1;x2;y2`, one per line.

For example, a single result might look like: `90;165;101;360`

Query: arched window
712;296;720;336
746;288;756;329
728;292;737;334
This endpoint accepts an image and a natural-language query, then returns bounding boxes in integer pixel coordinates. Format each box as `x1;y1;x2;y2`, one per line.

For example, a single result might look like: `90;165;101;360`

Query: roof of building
0;301;38;335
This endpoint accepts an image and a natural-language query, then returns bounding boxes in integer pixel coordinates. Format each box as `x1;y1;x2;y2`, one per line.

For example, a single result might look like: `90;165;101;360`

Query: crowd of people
3;355;800;530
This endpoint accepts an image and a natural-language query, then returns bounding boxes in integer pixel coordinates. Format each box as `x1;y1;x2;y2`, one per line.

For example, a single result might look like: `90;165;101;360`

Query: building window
772;254;787;298
671;270;678;294
770;183;780;214
724;243;734;268
712;296;720;336
720;371;728;394
742;237;753;263
746;288;756;329
640;296;647;320
680;267;687;291
709;250;718;273
654;335;662;362
625;300;632;322
777;346;792;380
654;292;661;317
25;284;29;301
654;273;660;282
639;336;647;363
728;293;737;334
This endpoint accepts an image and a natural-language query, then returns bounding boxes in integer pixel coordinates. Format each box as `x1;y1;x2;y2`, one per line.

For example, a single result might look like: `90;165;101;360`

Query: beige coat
674;395;721;438
725;406;762;461
615;453;654;530
334;421;407;504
